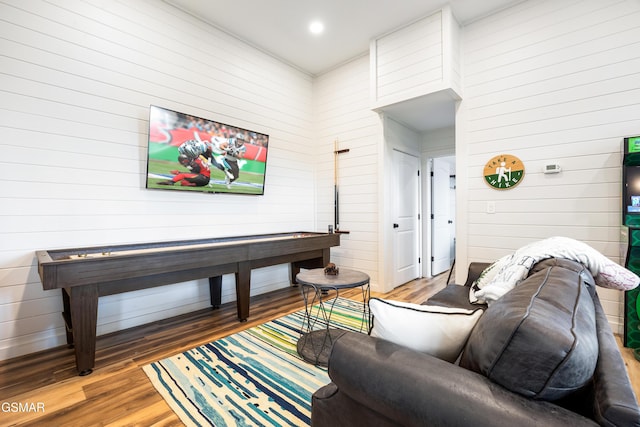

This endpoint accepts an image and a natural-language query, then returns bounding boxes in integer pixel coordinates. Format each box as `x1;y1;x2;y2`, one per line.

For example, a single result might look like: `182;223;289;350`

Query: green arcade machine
622;135;640;347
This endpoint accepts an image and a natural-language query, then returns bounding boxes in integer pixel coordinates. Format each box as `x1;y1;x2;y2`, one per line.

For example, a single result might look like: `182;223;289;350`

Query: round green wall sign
483;154;525;190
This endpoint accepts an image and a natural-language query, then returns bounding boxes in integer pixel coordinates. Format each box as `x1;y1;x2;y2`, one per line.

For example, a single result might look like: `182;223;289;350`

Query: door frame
421;154;456;279
429;156;455;276
378;114;423;293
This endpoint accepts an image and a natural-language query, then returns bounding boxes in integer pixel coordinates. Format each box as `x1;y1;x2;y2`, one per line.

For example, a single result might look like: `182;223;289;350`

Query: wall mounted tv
146;105;269;195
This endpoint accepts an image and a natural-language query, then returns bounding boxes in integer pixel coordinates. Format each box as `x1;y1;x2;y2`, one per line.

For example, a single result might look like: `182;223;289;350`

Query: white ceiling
164;0;521;130
166;0;520;76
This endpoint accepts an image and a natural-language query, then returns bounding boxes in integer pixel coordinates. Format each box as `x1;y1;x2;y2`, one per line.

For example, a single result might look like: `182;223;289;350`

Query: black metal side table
295;268;370;366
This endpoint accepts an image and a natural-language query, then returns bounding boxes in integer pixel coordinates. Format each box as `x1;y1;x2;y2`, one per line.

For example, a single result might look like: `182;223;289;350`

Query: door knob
393;223;399;228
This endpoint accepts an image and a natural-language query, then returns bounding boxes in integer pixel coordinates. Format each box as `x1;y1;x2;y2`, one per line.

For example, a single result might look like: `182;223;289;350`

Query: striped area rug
143;298;367;426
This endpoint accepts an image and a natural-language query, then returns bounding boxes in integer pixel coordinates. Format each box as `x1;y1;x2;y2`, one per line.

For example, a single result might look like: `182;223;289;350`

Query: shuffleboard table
36;232;340;375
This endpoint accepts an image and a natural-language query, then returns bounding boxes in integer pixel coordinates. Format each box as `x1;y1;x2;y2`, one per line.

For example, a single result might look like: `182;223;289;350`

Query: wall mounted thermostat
543;164;561;174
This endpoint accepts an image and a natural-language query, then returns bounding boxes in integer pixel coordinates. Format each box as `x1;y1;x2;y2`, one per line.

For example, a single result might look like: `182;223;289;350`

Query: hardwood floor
1;272;638;426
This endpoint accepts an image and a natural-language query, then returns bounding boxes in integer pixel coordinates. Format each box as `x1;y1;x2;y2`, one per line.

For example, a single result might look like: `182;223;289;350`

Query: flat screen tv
146;105;269;195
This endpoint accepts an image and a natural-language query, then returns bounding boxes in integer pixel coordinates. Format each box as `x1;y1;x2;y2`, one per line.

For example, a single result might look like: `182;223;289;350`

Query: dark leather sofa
312;258;640;426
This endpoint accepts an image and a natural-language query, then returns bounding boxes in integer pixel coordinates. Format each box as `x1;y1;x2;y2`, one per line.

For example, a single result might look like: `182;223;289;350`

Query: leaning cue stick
333;139;350;233
334;139;339;231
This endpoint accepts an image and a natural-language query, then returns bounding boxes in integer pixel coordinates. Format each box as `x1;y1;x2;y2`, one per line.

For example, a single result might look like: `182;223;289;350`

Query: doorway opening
428;156;456;277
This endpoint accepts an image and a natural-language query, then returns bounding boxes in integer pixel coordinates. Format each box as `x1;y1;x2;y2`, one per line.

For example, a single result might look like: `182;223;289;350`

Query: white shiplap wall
371;5;462;112
0;0;316;360
372;10;443;107
457;0;640;331
313;56;383;288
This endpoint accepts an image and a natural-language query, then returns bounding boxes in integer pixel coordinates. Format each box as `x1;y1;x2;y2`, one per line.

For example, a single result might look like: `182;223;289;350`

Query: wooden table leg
290;263;301;286
61;288;74;348
321;247;330;265
209;276;222;308
235;261;251;322
68;284;99;376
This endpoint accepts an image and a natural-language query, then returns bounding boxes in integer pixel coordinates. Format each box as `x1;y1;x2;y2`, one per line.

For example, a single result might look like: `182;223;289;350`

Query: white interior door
392;150;420;287
431;157;453;275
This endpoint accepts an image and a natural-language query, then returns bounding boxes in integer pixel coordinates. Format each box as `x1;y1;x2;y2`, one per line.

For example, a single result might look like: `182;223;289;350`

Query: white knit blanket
472;236;640;305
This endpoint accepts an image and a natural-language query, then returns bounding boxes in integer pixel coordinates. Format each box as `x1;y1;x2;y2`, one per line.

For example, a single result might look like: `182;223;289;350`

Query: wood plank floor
1;272;639;426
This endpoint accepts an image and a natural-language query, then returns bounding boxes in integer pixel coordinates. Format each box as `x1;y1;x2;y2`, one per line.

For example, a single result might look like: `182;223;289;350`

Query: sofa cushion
369;298;483;362
425;284;487;311
459;258;598;401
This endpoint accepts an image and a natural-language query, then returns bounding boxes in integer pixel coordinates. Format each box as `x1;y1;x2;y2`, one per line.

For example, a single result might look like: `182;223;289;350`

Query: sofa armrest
325;332;597;427
591;294;640;426
463;262;491;287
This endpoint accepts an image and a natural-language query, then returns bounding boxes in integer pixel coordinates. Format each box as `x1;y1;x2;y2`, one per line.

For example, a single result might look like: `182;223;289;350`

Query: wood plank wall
3;0;640;362
457;0;640;331
0;0;316;360
372;11;443;107
312;56;383;283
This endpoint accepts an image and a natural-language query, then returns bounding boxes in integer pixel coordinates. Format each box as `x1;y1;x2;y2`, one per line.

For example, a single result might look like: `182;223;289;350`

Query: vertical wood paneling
458;0;640;332
0;0;315;360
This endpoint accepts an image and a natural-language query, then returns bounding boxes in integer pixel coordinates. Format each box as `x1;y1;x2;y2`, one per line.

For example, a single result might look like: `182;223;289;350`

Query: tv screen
146;105;269;195
625;166;640;213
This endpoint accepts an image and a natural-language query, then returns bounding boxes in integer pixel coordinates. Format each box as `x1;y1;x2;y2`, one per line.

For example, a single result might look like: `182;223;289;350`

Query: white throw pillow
369;298;484;362
471;255;512;290
469;254;512;304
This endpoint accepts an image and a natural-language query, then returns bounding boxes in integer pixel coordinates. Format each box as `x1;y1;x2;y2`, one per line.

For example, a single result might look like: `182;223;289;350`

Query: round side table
295;268;370;366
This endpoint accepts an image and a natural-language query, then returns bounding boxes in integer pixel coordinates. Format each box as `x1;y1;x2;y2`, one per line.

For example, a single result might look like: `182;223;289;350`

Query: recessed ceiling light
309;21;324;35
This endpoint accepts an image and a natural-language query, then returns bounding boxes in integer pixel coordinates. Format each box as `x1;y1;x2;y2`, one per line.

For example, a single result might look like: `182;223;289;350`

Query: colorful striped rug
143;298;367;426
